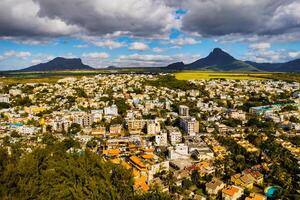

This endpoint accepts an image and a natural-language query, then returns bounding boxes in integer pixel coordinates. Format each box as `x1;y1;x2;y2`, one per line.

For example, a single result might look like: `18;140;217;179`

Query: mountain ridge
21;57;94;72
166;48;300;72
19;48;300;72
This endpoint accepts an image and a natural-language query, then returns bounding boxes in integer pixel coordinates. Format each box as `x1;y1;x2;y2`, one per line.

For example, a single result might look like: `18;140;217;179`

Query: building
109;124;122;136
166;126;182;145
0;94;10;103
91;127;106;137
222;186;243;200
24;106;47;114
127;119;147;134
180;117;199;136
206;178;225;195
231;172;257;190
16;126;38;135
245;193;267;200
9;89;22;96
168;143;189;160
147;120;160;135
104;104;118;116
73;114;94;127
155;130;168;146
179;105;189;116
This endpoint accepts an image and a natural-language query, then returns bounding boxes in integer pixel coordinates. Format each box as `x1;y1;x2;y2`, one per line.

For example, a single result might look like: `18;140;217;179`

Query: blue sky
1;0;300;70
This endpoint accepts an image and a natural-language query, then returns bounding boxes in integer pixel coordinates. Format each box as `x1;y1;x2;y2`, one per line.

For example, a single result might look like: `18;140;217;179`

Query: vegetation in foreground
0;138;171;200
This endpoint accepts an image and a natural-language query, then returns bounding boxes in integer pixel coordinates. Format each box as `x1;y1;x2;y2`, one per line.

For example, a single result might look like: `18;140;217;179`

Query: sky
1;0;300;70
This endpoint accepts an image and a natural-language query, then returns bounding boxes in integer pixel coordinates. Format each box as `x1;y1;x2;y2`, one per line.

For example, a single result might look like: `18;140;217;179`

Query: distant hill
167;48;259;71
21;57;94;71
106;66;118;69
247;59;300;72
166;48;300;72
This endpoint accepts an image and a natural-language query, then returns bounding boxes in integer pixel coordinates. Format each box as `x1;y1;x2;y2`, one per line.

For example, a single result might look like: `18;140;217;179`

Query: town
0;73;299;199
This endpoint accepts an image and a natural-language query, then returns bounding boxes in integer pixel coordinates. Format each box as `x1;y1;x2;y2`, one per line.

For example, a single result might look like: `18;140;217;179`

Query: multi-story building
127;119;147;134
179;105;189;116
155;130;168;146
0;94;10;103
146;120;160;135
73;114;94;127
166;126;182;145
104;104;118;116
180;117;199;136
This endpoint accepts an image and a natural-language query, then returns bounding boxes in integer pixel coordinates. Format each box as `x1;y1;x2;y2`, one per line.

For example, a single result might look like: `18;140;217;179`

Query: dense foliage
0;141;170;200
146;75;198;90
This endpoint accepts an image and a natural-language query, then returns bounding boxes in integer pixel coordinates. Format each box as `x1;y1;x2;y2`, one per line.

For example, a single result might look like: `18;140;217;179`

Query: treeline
0;139;171;200
145;75;198;90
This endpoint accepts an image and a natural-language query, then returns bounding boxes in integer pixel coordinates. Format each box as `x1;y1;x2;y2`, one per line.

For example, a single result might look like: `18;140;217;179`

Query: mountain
21;57;94;71
246;59;300;72
166;48;300;72
106;66;118;69
167;48;259;71
166;62;185;70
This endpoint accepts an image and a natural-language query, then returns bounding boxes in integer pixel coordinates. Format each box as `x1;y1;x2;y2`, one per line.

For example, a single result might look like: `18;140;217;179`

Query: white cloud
30;55;54;64
0;50;31;61
249;43;271;50
288;51;300;59
82;52;110;59
74;44;89;48
129;42;149;51
94;40;124;49
0;0;80;38
168;37;200;46
244;48;295;63
152;47;165;53
115;53;199;67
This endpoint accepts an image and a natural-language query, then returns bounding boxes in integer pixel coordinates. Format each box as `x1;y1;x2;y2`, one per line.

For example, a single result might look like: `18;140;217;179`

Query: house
231;173;255;190
206;178;225;195
245;193;267;200
222;185;243;200
91;127;106;137
109;124;122;136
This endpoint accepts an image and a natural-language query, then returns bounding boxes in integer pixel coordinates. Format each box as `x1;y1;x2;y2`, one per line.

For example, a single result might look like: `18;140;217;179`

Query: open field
0;76;64;84
175;71;273;80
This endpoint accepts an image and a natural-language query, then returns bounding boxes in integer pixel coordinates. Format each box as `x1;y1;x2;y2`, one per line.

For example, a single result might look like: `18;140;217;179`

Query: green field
175;71;273;80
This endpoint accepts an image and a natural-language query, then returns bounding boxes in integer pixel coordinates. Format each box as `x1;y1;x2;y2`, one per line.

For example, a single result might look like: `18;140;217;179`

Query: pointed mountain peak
206;48;236;63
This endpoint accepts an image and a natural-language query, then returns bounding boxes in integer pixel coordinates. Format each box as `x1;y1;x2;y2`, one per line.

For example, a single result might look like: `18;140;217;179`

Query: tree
0;102;10;109
68;123;81;135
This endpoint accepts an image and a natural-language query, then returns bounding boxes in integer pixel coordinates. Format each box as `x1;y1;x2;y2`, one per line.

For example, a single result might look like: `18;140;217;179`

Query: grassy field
0;76;65;84
175;71;273;80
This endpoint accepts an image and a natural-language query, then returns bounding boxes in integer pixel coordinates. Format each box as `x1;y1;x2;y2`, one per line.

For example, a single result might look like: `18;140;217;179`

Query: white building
180;117;199;136
147;120;160;135
179;105;189;116
16;126;38;135
166;126;182;145
9;89;22;96
155;131;168;146
168;143;189;160
0;94;10;103
104;104;118;116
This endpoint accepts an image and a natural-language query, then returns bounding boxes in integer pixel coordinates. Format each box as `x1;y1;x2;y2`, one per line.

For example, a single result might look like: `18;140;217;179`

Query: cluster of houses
0;74;300;199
